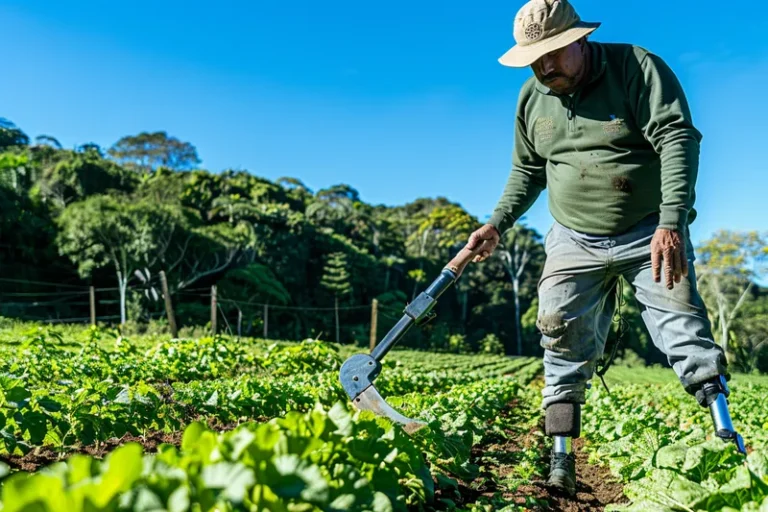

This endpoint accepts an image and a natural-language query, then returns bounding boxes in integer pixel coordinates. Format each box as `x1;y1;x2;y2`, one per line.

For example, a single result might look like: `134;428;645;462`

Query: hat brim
498;21;601;68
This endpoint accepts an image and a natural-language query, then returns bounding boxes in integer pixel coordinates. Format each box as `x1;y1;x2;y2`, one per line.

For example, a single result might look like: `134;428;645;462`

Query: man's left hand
651;228;688;289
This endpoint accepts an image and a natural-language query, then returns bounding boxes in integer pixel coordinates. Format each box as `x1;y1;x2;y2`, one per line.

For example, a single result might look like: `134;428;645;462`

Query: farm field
0;320;764;511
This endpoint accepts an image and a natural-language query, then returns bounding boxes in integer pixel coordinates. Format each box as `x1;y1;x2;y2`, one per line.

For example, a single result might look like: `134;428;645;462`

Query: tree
108;131;201;172
55;195;190;324
169;222;252;290
305;184;359;234
76;143;104;157
405;203;477;308
35;150;137;210
729;293;768;373
0;119;29;150
34;135;62;149
276;177;313;208
320;251;352;343
0;152;31;192
696;230;768;365
216;263;291;336
496;223;543;355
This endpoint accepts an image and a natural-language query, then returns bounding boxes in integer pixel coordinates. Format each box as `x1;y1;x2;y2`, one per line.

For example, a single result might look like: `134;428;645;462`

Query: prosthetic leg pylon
545;403;580;496
696;375;746;455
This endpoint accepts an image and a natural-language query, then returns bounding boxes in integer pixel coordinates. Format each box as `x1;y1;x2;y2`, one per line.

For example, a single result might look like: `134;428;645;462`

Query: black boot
547;449;576;496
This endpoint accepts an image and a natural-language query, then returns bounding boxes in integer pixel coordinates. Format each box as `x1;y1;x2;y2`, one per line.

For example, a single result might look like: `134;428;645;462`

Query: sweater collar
534;41;607;95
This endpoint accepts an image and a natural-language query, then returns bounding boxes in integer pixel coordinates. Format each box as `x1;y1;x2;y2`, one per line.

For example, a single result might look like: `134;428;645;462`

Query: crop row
0;326;541;458
581;380;768;511
0;374;538;511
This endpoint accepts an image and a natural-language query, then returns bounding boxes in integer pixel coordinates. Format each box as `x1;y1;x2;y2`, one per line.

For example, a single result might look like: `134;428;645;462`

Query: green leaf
5;387;31;408
89;442;144;507
681;439;742;483
67;454;96;484
168;486;191;512
328;493;356;509
223;427;256;461
181;421;207;452
748;450;768;479
328;402;353;437
1;472;70;512
372;491;394;512
22;411;49;445
655;442;688;471
200;462;255;503
37;397;63;412
623;468;709;509
204;390;219;407
266;454;329;504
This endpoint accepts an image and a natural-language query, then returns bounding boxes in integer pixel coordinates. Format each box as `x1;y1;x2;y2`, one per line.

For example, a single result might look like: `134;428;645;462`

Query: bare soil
434;402;628;511
0;416;248;472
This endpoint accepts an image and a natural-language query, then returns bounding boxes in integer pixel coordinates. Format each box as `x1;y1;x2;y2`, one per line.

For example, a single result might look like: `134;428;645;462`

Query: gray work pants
537;214;727;409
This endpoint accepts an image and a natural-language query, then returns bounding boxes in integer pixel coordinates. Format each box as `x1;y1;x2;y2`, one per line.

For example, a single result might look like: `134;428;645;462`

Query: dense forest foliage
0;117;766;373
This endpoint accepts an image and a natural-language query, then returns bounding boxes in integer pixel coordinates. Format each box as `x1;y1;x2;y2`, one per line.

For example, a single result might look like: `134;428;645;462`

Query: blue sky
1;0;766;251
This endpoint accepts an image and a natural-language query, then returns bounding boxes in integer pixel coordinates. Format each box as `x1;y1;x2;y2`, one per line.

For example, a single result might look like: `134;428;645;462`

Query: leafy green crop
2;322;764;511
582;380;768;512
0;323;545;511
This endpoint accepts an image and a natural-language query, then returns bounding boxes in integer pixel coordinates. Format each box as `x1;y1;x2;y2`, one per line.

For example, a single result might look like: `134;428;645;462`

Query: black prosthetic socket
690;375;746;455
694;375;730;408
545;402;581;438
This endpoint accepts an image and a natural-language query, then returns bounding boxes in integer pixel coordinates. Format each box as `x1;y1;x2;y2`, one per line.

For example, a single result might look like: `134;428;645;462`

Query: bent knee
537;310;568;338
537;310;575;353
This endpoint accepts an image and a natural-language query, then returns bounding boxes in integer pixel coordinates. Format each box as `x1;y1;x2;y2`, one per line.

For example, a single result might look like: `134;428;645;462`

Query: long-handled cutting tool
338;238;496;434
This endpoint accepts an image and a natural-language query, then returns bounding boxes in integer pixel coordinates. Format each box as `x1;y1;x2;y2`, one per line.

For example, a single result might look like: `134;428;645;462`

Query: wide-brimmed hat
499;0;600;68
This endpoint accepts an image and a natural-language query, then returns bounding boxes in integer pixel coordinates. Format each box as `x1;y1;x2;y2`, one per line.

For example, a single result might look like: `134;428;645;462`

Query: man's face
531;39;586;95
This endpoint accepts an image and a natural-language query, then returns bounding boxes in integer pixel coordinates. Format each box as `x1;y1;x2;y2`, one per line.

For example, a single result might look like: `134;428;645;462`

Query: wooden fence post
211;285;217;335
90;286;96;326
369;298;378;351
159;271;178;338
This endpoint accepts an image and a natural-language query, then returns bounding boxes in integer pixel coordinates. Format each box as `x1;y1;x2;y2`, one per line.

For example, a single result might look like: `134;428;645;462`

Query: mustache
542;73;566;82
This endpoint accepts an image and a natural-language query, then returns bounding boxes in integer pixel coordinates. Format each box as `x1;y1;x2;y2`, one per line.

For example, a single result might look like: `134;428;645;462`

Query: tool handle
369;238;495;362
443;238;497;279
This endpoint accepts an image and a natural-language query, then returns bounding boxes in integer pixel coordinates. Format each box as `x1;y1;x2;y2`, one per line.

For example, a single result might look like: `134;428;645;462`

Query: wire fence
0;275;410;347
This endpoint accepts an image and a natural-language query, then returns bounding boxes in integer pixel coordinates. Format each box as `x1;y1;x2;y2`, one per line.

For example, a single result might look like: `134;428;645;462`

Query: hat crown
513;0;581;46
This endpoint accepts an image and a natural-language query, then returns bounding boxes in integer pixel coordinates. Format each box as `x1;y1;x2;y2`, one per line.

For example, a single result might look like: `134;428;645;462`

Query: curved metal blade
353;384;427;435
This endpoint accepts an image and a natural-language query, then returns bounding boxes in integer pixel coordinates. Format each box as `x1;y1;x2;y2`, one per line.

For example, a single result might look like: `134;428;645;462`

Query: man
466;0;746;497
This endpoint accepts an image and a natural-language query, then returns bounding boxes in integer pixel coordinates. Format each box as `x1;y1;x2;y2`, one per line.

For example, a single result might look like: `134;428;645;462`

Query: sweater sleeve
627;50;702;232
488;92;547;235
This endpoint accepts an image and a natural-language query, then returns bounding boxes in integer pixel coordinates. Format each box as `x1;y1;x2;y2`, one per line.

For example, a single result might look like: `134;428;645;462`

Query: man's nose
540;55;556;75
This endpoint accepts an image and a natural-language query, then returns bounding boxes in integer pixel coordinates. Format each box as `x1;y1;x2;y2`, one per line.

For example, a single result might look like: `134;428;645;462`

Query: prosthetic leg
693;375;746;454
545;402;580;496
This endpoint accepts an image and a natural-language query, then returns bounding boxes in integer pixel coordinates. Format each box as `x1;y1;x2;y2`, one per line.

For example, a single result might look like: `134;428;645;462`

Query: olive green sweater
488;41;701;236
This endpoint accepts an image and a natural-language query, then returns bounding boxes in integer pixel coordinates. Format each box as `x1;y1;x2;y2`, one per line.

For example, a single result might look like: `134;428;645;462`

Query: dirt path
533;438;628;511
436;401;628;511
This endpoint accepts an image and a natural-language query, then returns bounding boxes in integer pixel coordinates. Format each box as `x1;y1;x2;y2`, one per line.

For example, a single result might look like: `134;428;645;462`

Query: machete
338;237;496;433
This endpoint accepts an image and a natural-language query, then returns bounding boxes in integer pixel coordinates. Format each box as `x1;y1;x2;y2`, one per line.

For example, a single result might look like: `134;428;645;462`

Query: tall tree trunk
335;295;340;343
117;270;127;325
461;290;468;326
411;260;424;300
513;277;522;355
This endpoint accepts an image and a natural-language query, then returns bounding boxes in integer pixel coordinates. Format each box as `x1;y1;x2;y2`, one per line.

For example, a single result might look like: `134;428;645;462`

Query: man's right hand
467;224;501;262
